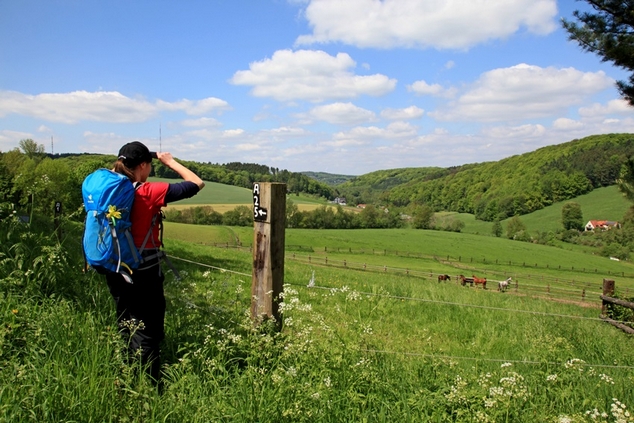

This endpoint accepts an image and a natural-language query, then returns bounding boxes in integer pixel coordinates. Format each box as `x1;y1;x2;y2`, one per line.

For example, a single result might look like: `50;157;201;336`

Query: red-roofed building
585;220;621;231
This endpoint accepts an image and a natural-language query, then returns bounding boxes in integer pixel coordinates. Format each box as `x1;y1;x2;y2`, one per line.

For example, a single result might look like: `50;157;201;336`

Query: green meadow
4;181;634;422
150;177;332;207
440;185;631;236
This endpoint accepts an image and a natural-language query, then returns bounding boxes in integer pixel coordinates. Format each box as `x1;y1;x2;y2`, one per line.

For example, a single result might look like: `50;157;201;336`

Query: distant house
333;197;347;206
585;220;621;231
357;204;366;209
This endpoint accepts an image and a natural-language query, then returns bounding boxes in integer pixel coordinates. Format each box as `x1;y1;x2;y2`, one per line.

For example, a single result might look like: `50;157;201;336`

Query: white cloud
261;126;308;138
180;117;222;127
156;97;230;115
235;143;261;151
0;90;230;124
482;123;547;138
296;0;557;49
0;130;34;151
306;102;376;125
222;129;245;137
333;121;418;141
408;80;446;96
552;118;584;130
578;99;632;117
432;64;614;122
230;49;396;102
380;106;424;120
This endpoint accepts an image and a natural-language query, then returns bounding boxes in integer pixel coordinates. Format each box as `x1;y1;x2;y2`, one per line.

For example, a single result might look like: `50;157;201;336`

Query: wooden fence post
602;279;615;315
251;182;286;326
54;201;62;241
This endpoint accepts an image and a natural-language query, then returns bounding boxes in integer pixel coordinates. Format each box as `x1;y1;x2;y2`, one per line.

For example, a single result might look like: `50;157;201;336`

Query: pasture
163;236;634;421
4;182;634;422
3;217;634;422
150;178;350;213
165;224;634;284
434;185;631;236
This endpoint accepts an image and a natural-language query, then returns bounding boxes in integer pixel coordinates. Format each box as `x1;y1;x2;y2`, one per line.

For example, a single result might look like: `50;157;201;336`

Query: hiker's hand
156;151;204;189
156;152;175;166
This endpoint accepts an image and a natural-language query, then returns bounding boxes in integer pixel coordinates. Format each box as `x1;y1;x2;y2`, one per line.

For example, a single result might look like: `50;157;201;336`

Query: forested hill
335;133;634;221
300;171;355;186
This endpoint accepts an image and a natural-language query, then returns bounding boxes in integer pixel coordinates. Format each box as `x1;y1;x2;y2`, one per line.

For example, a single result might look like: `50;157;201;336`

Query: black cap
117;141;157;168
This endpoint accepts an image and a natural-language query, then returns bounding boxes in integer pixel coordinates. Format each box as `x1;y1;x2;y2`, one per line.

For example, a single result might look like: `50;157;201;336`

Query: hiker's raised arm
156;152;205;190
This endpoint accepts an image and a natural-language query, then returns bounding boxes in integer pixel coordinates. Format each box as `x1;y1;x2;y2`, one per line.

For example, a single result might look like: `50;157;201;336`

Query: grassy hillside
511;185;630;232
336;133;634;222
444;185;632;236
149;177;333;207
4;207;634;421
150;178;253;204
301;171;355;186
164;222;634;289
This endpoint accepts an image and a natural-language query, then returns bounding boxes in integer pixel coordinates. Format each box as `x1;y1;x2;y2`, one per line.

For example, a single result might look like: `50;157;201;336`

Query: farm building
584;220;621;231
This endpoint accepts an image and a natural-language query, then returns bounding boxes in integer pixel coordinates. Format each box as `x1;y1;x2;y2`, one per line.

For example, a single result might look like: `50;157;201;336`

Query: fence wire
168;253;634;370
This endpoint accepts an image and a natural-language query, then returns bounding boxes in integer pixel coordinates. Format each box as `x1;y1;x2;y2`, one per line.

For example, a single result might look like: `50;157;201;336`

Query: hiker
106;141;204;382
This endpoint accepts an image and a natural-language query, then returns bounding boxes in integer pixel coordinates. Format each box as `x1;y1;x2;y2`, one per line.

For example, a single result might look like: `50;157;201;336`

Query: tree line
153;159;335;199
336;134;634;221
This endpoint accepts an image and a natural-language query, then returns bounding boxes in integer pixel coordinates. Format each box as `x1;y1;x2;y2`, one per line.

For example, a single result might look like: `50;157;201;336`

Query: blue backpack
82;169;141;281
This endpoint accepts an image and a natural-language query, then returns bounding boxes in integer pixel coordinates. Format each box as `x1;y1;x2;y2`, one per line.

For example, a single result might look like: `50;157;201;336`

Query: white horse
498;277;512;292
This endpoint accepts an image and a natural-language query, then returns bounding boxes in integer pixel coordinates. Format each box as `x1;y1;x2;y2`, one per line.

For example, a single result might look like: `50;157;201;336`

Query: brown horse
459;275;474;286
472;275;487;289
438;274;451;282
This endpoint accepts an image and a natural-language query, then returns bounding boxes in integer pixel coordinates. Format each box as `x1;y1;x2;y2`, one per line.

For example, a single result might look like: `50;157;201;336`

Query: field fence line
286;248;621;288
170;255;251;277
169;254;606;321
184;242;629;292
362;349;634;370
167;254;634;368
286;245;634;279
294;283;611;323
287;253;602;304
172;244;606;303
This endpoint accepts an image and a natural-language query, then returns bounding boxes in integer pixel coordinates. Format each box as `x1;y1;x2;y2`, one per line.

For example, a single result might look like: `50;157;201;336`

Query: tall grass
165;223;634;287
2;218;634;422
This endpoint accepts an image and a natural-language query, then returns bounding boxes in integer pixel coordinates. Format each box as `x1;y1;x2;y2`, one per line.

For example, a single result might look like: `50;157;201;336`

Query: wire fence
168;252;634;370
200;241;632;291
286;244;634;278
183;243;624;304
286;252;604;305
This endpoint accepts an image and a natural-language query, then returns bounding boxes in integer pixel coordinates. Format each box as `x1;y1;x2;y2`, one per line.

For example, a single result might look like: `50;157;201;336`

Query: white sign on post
253;183;268;222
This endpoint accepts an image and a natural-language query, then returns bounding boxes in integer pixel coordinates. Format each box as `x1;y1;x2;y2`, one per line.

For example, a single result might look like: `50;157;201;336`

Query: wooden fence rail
287;252;600;304
600;279;634;334
283;245;634;278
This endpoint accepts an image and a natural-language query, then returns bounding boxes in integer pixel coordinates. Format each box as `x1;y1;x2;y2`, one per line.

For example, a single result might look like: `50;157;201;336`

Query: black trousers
105;257;165;382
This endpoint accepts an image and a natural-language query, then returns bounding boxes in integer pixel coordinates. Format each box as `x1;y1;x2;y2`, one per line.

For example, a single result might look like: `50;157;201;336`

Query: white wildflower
599;373;615;385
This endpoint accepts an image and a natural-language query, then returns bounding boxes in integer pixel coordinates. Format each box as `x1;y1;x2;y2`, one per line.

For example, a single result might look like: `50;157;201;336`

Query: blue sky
1;0;633;175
